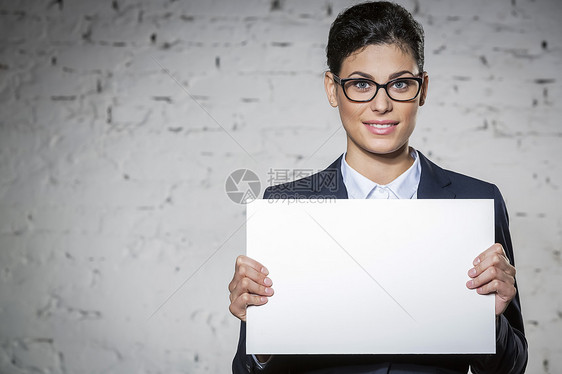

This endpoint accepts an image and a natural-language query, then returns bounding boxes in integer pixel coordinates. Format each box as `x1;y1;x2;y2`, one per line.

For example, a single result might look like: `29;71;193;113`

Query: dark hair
326;1;425;75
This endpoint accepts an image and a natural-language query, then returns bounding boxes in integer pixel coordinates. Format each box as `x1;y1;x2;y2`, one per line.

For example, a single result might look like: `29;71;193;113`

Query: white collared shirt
341;148;421;199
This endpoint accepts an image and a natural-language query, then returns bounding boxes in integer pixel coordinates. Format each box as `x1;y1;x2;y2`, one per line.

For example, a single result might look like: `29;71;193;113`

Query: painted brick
1;0;561;373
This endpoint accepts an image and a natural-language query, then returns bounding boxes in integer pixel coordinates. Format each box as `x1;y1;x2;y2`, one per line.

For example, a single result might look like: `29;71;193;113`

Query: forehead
340;44;418;78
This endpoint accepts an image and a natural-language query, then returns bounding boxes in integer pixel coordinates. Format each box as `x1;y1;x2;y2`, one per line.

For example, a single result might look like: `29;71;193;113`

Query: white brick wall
0;0;560;373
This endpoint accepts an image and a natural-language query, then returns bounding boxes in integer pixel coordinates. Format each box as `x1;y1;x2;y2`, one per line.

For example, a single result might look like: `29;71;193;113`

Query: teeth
369;124;393;128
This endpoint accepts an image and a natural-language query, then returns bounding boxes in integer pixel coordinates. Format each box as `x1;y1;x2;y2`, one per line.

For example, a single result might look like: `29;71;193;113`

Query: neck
345;143;413;185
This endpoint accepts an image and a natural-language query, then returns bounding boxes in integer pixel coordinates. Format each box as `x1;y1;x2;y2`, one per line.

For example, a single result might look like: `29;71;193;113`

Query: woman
229;2;527;373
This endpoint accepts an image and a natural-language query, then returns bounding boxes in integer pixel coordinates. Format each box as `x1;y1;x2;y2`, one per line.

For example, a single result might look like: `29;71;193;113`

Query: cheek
402;104;420;124
338;102;367;126
337;103;353;129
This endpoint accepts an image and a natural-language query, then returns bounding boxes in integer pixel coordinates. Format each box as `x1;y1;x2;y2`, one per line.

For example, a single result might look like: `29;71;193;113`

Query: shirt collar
341;148;421;199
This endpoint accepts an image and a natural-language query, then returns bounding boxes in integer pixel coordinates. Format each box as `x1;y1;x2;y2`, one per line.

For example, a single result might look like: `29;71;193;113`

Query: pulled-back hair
326;1;425;75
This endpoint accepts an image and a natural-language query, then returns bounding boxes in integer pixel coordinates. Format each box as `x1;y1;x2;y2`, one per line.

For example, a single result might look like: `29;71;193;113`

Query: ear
419;72;429;106
324;71;338;107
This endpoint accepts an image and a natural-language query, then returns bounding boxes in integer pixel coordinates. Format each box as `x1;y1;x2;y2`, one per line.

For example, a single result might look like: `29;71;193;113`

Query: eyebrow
347;70;417;80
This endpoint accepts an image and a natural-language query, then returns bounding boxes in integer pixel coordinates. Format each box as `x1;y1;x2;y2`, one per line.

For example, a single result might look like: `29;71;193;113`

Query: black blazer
233;153;528;374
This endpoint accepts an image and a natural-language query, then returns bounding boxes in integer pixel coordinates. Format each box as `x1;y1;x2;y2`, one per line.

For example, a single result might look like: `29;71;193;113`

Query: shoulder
420;153;510;225
262;156;345;199
419;152;502;199
445;168;500;198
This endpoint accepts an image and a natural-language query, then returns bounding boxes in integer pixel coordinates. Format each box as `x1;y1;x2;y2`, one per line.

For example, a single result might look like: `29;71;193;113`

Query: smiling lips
363;120;399;135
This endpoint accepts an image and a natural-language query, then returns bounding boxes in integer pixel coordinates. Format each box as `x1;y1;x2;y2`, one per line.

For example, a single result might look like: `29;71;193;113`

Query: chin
362;141;409;157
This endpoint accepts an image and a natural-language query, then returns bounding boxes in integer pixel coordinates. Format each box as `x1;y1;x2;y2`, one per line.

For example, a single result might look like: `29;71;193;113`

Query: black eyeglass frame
332;74;424;103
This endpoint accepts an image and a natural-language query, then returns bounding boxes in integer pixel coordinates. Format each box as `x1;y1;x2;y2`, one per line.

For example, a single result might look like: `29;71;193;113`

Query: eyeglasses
332;74;423;102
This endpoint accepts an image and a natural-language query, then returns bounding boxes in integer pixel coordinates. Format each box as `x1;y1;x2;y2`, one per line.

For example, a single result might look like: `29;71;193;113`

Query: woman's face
324;43;428;159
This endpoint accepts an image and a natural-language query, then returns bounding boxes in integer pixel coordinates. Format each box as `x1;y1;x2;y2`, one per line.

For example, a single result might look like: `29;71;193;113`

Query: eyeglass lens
344;78;420;101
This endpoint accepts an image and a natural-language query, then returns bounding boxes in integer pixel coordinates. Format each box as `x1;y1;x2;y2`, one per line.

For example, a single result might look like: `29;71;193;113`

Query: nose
369;87;392;113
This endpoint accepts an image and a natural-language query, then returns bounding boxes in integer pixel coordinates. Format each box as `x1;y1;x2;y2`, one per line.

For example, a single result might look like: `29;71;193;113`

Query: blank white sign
246;199;495;355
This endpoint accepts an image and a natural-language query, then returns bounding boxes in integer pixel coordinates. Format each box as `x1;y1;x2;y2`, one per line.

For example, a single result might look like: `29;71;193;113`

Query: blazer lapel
325;155;349;199
417;152;456;199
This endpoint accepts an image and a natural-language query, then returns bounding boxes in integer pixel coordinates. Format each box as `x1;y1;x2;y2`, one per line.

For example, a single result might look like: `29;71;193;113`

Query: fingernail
473;257;481;266
468;268;477;277
467;280;474;288
265;287;273;295
260;297;268;303
261;266;269;275
263;277;272;286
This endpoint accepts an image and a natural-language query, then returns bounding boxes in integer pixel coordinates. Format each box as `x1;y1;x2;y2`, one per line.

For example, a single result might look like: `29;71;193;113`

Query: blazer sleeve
232;321;256;374
232;187;276;374
469;185;528;374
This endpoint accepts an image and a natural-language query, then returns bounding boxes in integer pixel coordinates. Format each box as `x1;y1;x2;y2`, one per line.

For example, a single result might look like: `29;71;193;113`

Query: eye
391;79;410;90
351;80;372;91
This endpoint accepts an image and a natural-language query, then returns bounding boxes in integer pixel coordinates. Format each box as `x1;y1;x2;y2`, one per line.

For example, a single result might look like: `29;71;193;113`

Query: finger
229;293;269;321
235;255;269;276
467;266;515;290
473;244;509;267
475;278;517;300
470;246;515;279
468;254;515;279
229;255;269;292
229;276;274;302
229;263;273;295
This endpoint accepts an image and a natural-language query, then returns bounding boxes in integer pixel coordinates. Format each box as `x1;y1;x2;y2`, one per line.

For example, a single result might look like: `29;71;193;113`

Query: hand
229;255;274;321
466;244;517;316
